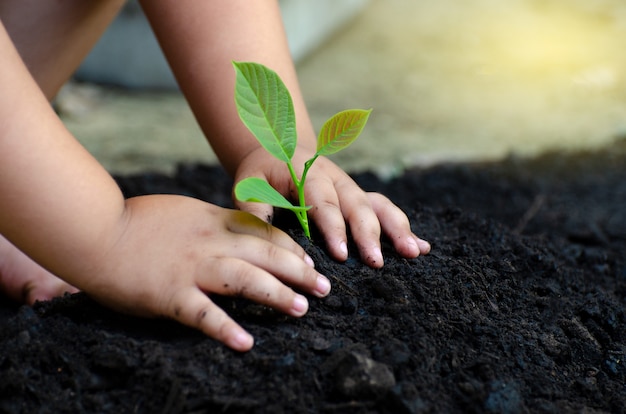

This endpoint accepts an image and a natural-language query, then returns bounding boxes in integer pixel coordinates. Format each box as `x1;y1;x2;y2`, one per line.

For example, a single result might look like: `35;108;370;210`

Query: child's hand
0;234;79;304
78;194;330;352
137;0;430;269
233;146;431;268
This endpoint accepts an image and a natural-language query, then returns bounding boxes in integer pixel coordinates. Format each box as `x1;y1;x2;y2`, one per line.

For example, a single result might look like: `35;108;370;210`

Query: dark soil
1;139;625;413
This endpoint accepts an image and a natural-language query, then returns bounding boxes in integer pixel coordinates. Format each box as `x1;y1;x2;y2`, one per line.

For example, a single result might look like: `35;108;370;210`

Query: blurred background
57;0;626;177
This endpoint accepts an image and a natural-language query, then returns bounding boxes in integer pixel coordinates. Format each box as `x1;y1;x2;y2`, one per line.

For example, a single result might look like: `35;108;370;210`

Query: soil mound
1;140;624;413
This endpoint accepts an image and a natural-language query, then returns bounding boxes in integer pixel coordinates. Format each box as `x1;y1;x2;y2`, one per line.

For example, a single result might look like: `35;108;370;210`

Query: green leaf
233;61;296;163
316;109;372;156
234;177;310;212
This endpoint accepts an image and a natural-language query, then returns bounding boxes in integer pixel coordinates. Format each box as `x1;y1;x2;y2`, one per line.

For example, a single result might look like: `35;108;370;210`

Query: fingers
307;177;430;268
340;188;385;268
167;287;254;352
306;176;384;267
306;182;350;262
225;210;317;268
211;233;331;299
199;256;311;315
167;250;331;352
367;193;431;257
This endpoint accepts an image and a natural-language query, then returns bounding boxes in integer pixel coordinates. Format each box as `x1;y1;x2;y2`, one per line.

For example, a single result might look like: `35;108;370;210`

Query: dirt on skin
0;140;625;413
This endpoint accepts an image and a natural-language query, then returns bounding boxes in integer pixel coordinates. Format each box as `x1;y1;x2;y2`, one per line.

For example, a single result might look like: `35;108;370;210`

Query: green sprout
232;61;371;238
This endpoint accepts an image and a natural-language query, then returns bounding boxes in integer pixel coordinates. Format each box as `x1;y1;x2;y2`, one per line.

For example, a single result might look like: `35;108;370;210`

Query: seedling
232;61;371;238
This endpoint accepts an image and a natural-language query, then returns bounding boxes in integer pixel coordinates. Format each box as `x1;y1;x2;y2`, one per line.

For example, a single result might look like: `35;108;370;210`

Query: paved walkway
61;0;626;176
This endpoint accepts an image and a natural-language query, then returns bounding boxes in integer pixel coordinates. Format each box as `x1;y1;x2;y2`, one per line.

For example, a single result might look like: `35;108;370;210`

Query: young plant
232;61;371;238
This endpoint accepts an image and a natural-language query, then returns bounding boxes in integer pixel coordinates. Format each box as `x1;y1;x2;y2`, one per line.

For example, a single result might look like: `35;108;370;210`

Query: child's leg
0;0;124;303
0;0;126;99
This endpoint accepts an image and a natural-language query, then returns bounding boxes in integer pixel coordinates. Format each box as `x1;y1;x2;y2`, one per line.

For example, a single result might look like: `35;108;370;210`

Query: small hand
0;234;79;304
78;194;330;352
234;147;431;268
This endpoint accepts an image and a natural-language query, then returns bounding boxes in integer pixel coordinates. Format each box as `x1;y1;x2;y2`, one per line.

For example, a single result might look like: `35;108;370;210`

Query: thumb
232;168;275;223
235;199;275;224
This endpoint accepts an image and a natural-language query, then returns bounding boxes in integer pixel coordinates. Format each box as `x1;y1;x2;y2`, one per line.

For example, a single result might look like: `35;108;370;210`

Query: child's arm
140;0;431;268
0;20;329;351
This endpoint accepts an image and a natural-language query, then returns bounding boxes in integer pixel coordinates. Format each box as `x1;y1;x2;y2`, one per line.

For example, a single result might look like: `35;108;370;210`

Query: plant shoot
232;61;371;238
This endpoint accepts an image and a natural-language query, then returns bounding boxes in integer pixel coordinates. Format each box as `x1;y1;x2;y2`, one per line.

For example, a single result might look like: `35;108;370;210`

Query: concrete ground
60;0;626;177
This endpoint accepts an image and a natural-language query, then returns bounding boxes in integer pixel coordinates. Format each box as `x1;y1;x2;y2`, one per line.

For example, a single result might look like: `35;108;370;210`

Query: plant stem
287;162;310;238
301;155;318;188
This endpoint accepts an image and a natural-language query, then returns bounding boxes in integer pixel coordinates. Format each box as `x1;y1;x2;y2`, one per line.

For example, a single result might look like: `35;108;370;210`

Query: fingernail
315;275;331;297
418;239;431;253
230;330;253;351
406;236;420;257
339;241;348;257
370;247;384;267
292;294;309;316
304;253;315;267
